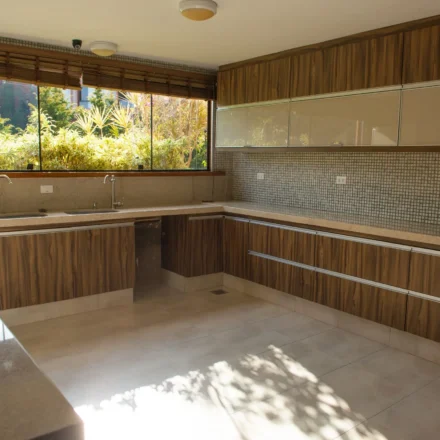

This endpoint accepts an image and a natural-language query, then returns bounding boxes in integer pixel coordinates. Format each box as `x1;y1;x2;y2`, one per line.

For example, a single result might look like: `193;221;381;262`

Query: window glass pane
40;87;152;170
152;96;208;170
0;80;39;170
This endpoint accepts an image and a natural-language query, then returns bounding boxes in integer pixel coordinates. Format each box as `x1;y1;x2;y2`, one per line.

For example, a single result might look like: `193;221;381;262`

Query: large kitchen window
0;80;209;171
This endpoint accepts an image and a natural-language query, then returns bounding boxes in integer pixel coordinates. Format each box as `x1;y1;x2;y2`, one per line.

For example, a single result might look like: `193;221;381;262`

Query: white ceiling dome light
179;0;218;21
90;41;118;57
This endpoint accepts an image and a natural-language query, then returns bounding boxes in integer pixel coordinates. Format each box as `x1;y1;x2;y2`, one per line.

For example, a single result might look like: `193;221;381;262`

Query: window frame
0;81;214;175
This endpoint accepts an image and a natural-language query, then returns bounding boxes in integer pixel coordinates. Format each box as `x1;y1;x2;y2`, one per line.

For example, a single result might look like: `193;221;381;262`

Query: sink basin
64;209;119;215
0;212;48;219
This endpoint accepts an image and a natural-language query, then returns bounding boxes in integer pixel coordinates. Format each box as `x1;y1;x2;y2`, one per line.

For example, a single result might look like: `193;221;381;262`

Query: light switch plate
40;185;54;194
257;173;265;180
336;176;347;185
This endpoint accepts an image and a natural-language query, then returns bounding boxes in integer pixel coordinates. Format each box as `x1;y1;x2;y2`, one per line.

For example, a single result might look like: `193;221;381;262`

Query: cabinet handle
250;219;316;235
188;215;224;221
225;216;250;223
0;222;134;237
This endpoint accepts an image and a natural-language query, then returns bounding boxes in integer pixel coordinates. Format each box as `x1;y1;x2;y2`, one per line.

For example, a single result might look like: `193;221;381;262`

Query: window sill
0;171;225;178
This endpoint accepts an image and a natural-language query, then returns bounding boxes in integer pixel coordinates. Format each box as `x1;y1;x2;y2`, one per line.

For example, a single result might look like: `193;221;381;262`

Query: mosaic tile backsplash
214;150;440;226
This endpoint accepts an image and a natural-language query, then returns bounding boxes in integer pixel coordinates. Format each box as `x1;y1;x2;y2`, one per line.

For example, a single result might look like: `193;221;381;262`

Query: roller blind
0;50;82;89
0;44;216;100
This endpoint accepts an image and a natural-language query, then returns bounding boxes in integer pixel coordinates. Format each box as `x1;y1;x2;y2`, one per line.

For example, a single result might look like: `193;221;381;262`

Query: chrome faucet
103;174;123;209
0;175;12;185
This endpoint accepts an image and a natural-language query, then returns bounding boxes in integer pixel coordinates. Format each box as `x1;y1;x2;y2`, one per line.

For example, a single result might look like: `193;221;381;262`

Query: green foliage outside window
0;80;209;171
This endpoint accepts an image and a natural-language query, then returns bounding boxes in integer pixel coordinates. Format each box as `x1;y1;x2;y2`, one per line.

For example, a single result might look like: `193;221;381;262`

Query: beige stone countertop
220;201;440;248
0;201;438;247
0;318;83;440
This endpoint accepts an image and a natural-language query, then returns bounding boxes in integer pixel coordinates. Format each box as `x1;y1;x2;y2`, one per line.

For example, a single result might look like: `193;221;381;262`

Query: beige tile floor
11;285;440;440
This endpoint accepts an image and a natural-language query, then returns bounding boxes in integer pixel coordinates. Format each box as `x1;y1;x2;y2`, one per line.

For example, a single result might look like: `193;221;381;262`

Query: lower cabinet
223;217;249;279
161;214;224;277
0;224;135;310
315;273;407;330
248;254;315;301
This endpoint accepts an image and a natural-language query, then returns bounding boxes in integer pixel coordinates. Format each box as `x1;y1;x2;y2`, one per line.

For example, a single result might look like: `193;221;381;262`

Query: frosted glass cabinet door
400;86;440;146
246;102;289;147
216;107;248;147
289;91;400;147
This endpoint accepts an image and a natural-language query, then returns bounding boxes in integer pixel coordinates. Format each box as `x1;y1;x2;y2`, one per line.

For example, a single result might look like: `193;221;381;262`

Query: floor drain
211;289;228;295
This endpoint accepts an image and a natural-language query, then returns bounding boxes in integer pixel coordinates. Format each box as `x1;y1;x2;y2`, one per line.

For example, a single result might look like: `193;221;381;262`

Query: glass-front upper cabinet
400;85;440;146
289;91;400;147
216;107;248;147
247;102;289;147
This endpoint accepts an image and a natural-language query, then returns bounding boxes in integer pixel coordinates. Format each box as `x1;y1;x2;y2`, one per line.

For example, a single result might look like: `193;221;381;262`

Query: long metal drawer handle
250;219;316;235
0;222;134;237
248;250;408;296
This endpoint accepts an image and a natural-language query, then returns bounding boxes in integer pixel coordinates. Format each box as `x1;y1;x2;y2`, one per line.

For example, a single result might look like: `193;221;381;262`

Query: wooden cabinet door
249;222;315;266
325;34;403;93
291;50;326;98
162;215;223;278
406;296;440;342
0;231;77;309
186;216;224;277
258;58;291;102
315;272;406;330
223;217;248;279
403;24;440;84
316;235;410;289
408;250;440;298
76;225;135;297
0;225;134;311
248;253;315;300
217;67;247;106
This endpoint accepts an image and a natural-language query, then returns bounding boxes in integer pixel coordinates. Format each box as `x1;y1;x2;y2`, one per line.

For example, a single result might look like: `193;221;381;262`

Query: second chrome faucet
103;174;123;209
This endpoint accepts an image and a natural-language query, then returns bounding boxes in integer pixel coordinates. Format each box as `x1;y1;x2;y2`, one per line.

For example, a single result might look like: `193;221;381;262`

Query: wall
214;150;440;226
0;175;228;213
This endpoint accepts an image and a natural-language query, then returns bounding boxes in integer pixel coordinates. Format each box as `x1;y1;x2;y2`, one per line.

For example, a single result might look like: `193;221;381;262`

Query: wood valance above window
0;43;217;100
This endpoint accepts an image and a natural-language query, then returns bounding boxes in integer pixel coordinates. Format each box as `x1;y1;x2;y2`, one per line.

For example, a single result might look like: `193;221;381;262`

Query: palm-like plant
111;106;134;132
74;112;95;136
90;106;111;137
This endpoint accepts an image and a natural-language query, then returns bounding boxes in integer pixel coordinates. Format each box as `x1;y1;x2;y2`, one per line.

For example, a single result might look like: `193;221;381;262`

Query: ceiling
1;0;440;69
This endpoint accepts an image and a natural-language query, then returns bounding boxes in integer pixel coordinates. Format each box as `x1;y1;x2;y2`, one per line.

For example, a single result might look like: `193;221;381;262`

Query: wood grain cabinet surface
406;296;440;342
249;222;315;266
223;217;249;279
0;225;135;310
316;235;411;289
403;24;440;84
248;254;315;301
408;251;440;297
315;272;406;330
161;215;224;278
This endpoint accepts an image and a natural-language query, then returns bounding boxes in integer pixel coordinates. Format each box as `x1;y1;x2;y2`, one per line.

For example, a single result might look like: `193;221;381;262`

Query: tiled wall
0;175;228;213
214;150;440;225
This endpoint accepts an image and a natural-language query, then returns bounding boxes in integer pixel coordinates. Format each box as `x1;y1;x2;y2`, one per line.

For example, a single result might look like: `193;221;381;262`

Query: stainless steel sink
0;212;48;219
64;209;119;215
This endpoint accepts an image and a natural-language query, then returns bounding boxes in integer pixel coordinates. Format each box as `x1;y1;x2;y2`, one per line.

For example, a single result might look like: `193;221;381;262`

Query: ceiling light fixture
90;41;118;57
179;0;217;21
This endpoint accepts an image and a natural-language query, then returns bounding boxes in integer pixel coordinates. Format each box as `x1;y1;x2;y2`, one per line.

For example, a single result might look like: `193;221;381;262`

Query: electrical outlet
336;176;347;185
257;173;265;180
40;185;53;194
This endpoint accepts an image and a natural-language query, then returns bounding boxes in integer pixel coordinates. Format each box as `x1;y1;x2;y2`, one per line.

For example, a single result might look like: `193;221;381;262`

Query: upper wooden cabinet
218;58;291;106
403;24;440;84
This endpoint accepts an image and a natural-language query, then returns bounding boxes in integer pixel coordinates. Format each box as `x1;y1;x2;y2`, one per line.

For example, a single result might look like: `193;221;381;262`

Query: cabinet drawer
315;272;406;330
248;254;315;301
316;234;410;289
406;296;440;343
408;250;440;298
249;221;315;266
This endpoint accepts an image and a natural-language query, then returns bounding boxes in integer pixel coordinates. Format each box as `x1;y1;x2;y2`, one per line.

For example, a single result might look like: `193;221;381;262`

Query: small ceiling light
90;41;118;57
179;0;217;21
